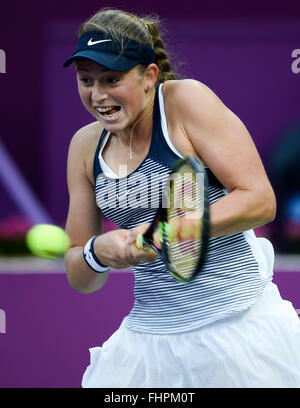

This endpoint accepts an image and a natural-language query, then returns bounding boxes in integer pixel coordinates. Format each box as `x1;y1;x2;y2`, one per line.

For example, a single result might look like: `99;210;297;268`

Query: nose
91;83;108;103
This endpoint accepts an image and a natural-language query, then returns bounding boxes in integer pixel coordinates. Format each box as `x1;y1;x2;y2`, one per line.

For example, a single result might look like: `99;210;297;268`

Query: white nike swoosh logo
87;38;112;46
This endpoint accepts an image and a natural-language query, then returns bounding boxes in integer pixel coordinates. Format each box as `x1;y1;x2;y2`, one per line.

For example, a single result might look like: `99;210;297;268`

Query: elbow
66;269;108;294
258;187;277;225
65;264;89;294
266;198;277;223
64;254;85;293
66;272;90;294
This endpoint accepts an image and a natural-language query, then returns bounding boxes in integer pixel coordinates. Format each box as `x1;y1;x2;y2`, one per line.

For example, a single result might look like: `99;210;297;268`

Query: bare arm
65;124;158;293
64;125;110;293
168;80;276;237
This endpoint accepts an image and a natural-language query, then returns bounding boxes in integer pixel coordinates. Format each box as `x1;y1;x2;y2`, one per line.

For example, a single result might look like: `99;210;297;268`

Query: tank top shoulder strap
147;84;181;168
93;128;107;183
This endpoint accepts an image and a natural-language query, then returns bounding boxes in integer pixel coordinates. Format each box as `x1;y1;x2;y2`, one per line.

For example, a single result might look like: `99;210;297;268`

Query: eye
105;76;120;85
78;76;93;86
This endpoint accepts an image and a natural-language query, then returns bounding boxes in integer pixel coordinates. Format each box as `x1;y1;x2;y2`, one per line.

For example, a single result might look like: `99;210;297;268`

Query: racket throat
151;242;162;256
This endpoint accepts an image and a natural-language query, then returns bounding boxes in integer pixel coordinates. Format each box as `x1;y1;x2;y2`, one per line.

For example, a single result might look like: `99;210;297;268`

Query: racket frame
138;157;210;283
161;157;210;282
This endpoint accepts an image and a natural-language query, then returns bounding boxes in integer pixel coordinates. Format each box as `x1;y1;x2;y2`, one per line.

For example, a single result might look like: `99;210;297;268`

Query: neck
115;89;155;158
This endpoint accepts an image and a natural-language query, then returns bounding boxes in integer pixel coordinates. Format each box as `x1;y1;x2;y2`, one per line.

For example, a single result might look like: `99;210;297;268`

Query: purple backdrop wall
1;1;300;389
0;270;299;388
1;1;300;224
42;19;300;224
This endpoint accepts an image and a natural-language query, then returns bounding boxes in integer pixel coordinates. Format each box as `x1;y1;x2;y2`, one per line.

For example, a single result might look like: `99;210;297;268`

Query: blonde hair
78;8;177;83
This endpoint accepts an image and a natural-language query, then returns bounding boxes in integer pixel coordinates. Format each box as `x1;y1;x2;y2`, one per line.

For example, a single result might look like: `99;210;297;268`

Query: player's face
76;59;148;133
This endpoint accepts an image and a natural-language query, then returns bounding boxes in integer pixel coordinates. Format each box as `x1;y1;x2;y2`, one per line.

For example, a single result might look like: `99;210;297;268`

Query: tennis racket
135;156;210;282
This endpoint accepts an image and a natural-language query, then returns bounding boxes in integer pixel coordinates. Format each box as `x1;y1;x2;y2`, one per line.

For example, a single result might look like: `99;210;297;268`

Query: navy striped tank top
93;83;272;334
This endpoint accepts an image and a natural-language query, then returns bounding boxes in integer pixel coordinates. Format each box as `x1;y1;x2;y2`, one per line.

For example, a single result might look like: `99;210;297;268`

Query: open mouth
96;106;121;117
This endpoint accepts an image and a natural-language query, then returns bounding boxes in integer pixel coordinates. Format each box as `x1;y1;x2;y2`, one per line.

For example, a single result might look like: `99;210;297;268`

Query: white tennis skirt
81;282;300;388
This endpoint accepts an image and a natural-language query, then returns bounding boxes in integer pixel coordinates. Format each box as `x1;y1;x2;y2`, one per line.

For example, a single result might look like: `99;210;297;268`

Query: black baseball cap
63;30;155;71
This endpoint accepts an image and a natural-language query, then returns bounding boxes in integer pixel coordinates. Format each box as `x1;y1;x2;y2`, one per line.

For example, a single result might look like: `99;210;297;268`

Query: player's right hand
93;229;155;269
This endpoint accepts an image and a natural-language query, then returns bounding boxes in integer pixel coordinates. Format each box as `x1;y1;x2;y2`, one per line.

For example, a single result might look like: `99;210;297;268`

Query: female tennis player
63;8;300;387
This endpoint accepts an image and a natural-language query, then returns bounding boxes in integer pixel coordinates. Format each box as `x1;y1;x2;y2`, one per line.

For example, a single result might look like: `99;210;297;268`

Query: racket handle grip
136;234;146;250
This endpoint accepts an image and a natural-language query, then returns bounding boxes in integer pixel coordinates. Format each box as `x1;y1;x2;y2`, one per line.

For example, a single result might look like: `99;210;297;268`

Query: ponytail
143;18;176;83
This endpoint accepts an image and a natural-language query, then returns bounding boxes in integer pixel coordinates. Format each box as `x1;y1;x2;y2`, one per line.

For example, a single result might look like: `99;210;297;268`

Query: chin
99;117;130;133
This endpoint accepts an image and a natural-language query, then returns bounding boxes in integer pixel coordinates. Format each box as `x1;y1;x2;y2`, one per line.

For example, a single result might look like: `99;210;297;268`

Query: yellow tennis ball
26;224;70;259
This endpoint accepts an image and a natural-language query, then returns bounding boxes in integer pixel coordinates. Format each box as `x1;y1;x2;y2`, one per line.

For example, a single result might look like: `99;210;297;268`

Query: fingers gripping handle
135;234;146;250
135;232;162;257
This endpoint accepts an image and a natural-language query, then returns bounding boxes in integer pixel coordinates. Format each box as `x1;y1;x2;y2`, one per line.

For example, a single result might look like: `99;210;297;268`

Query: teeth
96;106;115;113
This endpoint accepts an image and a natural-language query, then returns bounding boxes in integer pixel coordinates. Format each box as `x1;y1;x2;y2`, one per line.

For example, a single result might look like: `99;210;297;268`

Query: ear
144;63;159;88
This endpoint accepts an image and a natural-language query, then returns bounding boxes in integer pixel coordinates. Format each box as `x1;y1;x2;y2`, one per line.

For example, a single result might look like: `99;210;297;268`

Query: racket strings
167;240;201;279
164;164;204;280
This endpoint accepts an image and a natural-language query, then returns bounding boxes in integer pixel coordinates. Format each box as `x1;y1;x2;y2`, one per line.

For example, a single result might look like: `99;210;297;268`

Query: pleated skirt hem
82;283;300;388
